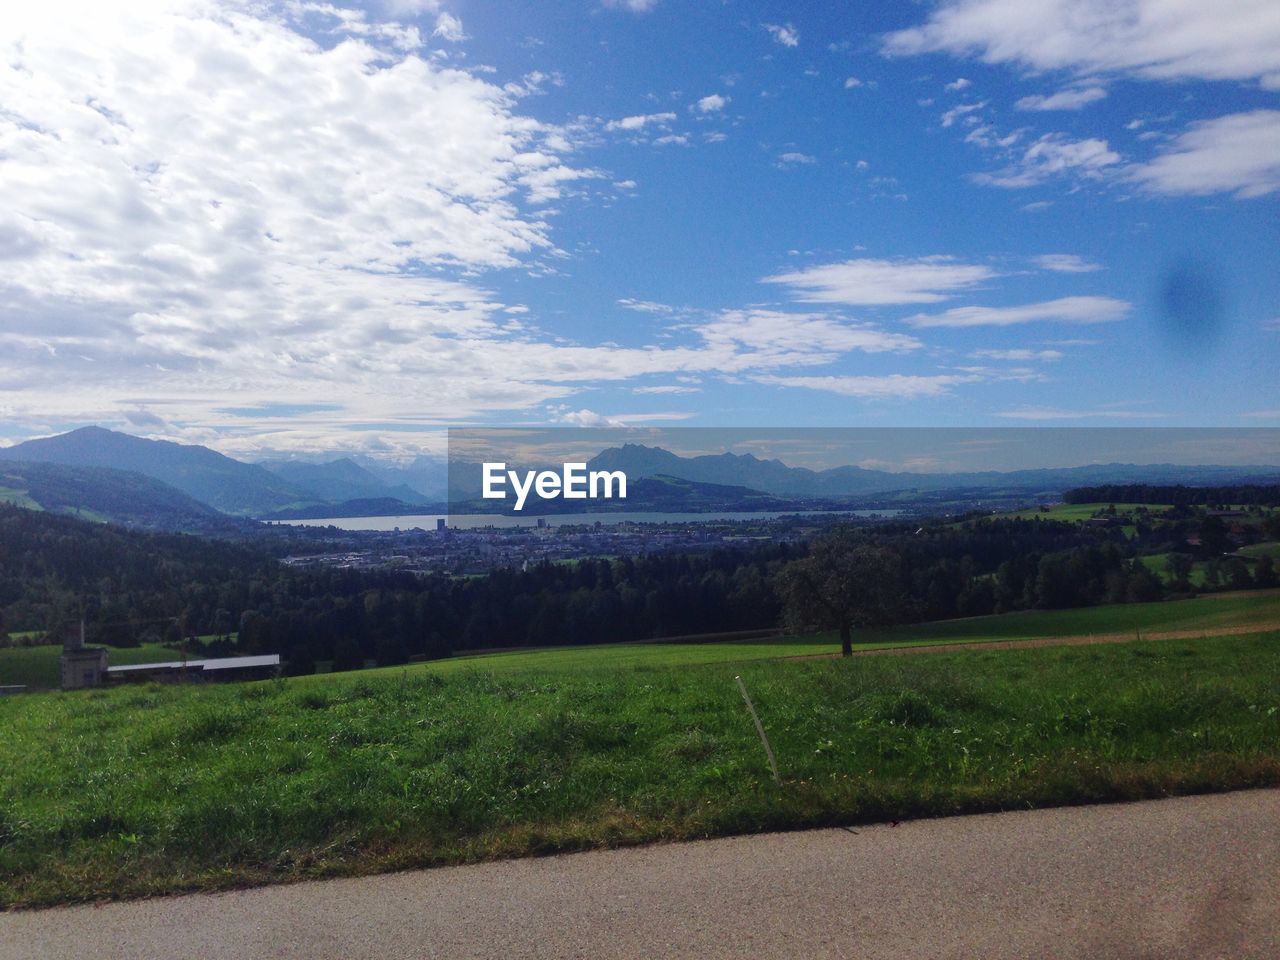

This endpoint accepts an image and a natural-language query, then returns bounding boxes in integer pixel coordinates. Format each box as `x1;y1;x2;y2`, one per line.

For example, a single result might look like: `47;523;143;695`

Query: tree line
1063;484;1280;507
1;504;1275;669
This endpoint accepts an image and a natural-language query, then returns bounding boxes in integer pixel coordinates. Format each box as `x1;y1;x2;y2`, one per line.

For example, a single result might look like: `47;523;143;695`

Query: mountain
261;497;447;521
0;427;310;516
259;458;430;505
352;454;448;500
447;472;795;515
0;461;250;533
586;444;897;495
586;444;1280;498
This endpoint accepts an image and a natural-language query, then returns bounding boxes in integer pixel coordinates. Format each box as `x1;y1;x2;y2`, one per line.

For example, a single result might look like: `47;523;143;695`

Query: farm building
106;655;280;685
59;627;279;689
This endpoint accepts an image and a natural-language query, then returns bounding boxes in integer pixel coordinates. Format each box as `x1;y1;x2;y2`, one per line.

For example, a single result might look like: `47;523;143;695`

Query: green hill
0;427;310;516
0;461;248;533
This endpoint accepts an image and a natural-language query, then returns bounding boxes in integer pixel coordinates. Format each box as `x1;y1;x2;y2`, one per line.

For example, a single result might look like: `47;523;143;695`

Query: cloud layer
884;0;1280;88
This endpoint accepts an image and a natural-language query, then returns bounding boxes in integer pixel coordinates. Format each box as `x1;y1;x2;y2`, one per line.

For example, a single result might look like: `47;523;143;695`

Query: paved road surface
3;789;1277;959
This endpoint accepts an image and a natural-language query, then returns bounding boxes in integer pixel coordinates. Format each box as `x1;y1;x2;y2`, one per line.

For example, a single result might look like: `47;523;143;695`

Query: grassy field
1237;541;1280;560
0;486;41;511
2;606;1279;908
997;501;1171;523
328;590;1280;684
1138;553;1210;588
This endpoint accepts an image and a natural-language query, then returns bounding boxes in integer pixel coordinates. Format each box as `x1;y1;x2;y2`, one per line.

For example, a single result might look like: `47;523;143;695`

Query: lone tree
776;531;907;657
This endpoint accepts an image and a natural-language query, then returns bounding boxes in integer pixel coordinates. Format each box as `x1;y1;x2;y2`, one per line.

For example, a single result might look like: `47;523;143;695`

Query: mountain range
584;443;1280;498
0;427;440;520
0;460;249;533
1;428;1278;527
257;457;432;505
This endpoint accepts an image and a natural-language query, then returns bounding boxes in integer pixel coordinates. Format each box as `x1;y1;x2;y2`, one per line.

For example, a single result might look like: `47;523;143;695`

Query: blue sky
1;1;1278;460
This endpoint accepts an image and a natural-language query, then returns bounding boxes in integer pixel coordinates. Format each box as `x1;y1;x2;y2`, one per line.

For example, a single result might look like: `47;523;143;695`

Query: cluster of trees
1064;484;1280;508
0;505;272;646
229;548;792;673
2;502;1276;668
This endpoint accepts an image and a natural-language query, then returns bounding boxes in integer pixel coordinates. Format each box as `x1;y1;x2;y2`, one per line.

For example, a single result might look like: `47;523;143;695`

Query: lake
268;509;900;531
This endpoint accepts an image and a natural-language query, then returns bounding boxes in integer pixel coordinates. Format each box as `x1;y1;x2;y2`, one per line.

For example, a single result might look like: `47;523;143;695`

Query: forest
1;497;1277;673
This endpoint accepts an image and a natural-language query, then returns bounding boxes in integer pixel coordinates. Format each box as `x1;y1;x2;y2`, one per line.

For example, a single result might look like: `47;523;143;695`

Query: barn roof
106;654;280;674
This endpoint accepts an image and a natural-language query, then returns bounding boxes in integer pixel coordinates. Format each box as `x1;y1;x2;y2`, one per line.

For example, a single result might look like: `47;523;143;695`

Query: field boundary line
784;621;1280;661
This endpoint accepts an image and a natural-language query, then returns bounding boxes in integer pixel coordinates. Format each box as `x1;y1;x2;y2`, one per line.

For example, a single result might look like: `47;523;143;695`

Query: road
3;789;1277;959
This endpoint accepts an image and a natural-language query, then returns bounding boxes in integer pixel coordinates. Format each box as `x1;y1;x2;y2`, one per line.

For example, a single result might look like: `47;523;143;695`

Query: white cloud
764;23;800;47
382;0;442;14
1129;110;1280;198
908;296;1132;327
763;257;998;305
605;111;677;131
1034;254;1103;273
844;77;867;89
602;0;660;11
945;77;971;91
553;408;627;427
777;152;817;166
432;12;465;41
970;348;1065;361
941;101;986;127
756;374;980;399
1016;86;1107;111
698;310;922;358
884;0;1280;87
633;384;699;395
7;2;888;448
695;93;729;113
617;298;676;314
974;133;1121;187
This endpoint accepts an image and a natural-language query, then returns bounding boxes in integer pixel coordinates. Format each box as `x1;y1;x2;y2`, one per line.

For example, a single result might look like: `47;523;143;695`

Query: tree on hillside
776;532;907;657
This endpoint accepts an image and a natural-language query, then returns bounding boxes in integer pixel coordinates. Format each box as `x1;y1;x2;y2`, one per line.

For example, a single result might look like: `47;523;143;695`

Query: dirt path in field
787;619;1280;661
4;789;1277;959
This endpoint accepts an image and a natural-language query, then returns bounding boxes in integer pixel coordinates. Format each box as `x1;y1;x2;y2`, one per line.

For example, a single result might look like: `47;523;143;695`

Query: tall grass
2;631;1278;908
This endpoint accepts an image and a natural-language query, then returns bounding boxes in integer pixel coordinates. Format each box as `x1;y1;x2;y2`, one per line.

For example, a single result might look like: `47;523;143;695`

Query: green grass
1237;541;1280;560
0;486;41;511
2;622;1279;908
997;501;1170;522
1138;553;1210;588
305;590;1280;686
0;643;187;690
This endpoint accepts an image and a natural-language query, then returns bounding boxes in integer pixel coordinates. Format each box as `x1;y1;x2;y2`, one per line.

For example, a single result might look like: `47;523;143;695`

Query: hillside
0;427;310;516
0;505;274;638
259;458;430;505
2;625;1277;907
0;461;248;533
587;444;1280;498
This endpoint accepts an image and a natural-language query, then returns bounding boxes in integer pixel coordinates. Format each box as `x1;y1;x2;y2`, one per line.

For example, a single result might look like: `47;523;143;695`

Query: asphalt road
3;789;1277;959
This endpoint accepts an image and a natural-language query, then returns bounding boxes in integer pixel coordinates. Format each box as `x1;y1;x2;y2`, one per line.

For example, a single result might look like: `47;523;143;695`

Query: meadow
2;602;1278;908
337;589;1280;682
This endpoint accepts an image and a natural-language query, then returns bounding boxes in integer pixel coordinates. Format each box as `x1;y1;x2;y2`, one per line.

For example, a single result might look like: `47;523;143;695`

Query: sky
1;0;1278;462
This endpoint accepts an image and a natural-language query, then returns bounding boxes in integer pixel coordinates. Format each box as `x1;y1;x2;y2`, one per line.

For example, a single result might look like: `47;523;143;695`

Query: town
277;513;868;575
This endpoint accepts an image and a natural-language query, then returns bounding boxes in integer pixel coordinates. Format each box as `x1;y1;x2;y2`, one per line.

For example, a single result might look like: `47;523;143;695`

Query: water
268;509;900;531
